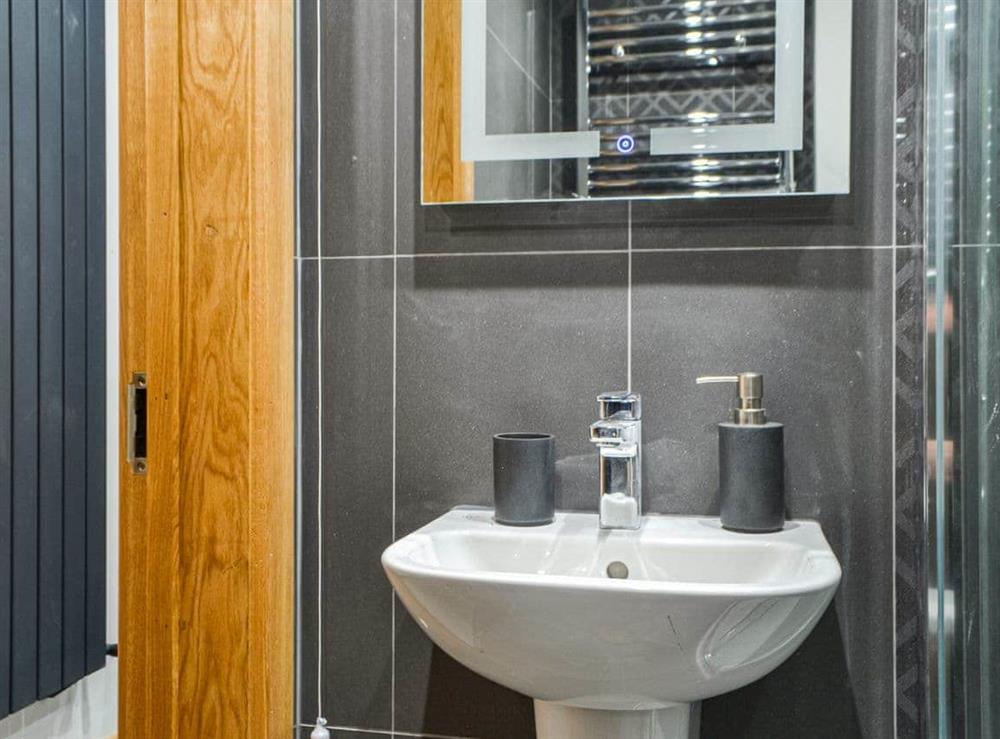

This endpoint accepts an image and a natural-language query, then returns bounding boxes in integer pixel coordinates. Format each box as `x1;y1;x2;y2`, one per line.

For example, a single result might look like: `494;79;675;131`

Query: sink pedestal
534;701;699;739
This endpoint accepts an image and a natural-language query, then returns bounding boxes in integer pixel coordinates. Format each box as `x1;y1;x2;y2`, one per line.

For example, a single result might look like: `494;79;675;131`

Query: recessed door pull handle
127;372;148;475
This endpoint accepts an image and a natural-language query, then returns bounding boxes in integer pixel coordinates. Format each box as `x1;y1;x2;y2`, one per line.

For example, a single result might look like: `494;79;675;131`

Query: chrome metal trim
588;11;776;36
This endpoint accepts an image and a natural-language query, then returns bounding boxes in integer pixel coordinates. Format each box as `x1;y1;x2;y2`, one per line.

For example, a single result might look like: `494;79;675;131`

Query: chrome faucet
589;391;642;530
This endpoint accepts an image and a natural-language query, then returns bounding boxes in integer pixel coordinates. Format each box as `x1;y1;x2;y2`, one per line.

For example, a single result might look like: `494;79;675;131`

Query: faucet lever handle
596;391;641;420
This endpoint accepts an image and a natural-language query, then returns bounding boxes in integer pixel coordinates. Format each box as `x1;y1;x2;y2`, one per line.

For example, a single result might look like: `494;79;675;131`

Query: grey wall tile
393;253;628;736
398;199;631;255
303;259;396;729
631;248;894;738
321;257;395;729
394;606;536;739
701;609;864;739
297;261;320;726
320;0;395;257
320;258;395;728
894;244;926;738
632;249;892;517
895;38;924;248
894;0;928;735
395;253;628;531
298;0;318;257
298;2;909;737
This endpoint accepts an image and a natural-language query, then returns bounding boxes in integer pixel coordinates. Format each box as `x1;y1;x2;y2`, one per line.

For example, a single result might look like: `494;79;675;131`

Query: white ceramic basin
383;507;841;739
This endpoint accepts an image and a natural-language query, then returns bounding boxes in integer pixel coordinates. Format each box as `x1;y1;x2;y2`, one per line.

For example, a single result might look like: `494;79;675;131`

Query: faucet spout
590;392;642;530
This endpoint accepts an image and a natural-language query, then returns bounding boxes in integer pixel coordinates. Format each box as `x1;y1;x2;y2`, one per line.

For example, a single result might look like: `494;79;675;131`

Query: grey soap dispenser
697;372;784;533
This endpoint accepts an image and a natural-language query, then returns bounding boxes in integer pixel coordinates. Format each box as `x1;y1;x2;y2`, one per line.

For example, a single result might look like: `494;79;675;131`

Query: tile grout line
294;244;899;262
391;0;399;735
315;0;323;722
547;0;553;196
294;257;303;726
293;0;303;725
627;203;632;392
890;0;899;737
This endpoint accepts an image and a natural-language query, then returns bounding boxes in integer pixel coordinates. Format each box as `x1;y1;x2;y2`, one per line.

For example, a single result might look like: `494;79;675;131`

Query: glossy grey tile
894;0;926;250
894;244;926;739
631;248;894;738
397;200;631;256
297;260;320;725
319;0;395;257
701;610;864;738
395;253;628;533
394;606;536;739
894;0;928;735
630;193;890;249
297;0;318;258
311;259;396;729
392;253;628;736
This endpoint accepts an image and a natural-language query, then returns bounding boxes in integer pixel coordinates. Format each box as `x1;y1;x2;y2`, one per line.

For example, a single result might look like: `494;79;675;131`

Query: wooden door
423;0;474;202
118;1;294;736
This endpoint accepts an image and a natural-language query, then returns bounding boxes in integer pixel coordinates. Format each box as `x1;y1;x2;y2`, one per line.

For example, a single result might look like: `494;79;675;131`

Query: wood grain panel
176;1;252;734
247;2;295;735
119;1;293;736
422;0;474;203
120;0;182;736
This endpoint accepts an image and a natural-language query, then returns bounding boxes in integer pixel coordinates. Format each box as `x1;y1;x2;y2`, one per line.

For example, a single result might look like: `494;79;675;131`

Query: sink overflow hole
606;561;629;579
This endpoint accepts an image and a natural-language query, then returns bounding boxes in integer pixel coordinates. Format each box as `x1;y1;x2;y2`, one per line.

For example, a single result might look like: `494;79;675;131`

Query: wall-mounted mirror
422;0;852;204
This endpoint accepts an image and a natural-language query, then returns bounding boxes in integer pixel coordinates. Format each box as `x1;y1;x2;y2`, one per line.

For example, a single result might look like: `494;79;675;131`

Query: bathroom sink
383;506;841;739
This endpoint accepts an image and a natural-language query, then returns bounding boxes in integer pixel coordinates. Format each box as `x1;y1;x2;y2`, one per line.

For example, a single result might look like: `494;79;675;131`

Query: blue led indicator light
615;134;636;155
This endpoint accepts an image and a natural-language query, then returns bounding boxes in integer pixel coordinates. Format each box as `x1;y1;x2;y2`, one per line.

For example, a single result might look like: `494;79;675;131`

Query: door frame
118;1;295;736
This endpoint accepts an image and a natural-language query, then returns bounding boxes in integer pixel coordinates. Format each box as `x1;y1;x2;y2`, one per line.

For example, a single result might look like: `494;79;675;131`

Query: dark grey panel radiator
0;0;106;718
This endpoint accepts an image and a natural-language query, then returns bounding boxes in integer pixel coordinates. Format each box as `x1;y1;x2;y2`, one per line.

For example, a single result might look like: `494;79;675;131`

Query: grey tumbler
493;433;555;526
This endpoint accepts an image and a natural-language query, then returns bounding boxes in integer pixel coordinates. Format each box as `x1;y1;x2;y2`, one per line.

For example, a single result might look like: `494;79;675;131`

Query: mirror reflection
422;0;852;204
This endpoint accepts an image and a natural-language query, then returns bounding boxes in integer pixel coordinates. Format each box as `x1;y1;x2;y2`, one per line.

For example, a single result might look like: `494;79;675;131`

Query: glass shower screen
927;0;1000;735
